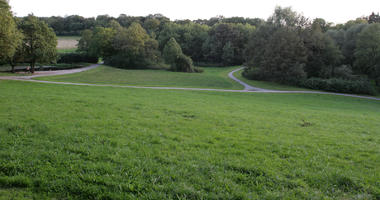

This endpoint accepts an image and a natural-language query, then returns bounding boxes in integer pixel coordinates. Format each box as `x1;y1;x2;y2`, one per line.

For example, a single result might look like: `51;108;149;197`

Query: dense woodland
1;0;380;94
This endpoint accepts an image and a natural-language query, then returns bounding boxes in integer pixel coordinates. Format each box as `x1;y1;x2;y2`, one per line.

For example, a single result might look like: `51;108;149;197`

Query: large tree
107;22;159;68
19;15;57;73
162;37;183;65
303;24;343;78
0;0;22;63
354;23;380;85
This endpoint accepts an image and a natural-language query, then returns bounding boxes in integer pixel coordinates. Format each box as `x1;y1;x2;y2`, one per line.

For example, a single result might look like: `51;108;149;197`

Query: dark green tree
173;54;194;73
342;24;368;66
303;25;343;78
222;42;234;65
163;37;183;65
354;23;380;85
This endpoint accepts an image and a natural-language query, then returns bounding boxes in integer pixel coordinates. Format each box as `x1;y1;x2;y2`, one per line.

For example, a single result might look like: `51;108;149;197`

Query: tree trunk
30;62;35;73
10;61;15;73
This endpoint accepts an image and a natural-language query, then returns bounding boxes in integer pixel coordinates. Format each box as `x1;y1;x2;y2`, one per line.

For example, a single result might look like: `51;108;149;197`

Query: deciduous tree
354;23;380;85
19;14;57;73
0;0;22;63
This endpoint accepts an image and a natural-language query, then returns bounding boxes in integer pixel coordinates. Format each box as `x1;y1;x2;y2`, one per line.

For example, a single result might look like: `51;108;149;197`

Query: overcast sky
9;0;380;24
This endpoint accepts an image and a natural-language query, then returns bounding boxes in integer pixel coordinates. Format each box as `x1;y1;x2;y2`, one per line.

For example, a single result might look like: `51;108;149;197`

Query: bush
193;67;204;73
57;53;98;64
242;67;270;81
171;54;195;73
301;78;376;95
105;54;154;69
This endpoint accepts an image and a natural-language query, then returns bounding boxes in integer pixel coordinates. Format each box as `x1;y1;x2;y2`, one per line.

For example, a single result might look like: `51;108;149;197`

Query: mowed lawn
36;66;244;90
0;80;379;199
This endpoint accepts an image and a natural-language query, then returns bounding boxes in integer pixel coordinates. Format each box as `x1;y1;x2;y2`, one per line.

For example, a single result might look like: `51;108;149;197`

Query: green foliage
244;6;379;93
246;26;307;84
354;23;380;85
162;37;199;73
78;22;159;69
158;22;210;62
303;26;343;78
0;81;379;199
107;22;159;68
268;6;308;28
203;23;255;65
0;0;22;62
87;27;116;58
222;41;234;65
162;37;182;65
77;29;93;53
19;15;57;73
342;24;368;66
301;78;376;95
172;54;195;72
57;53;98;64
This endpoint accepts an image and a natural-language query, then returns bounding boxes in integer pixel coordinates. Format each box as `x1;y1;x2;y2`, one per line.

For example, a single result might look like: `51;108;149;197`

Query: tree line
1;0;379;94
0;0;57;73
244;7;380;94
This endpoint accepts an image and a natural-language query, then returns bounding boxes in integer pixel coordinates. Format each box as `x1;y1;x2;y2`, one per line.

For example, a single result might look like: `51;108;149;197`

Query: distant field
57;36;80;51
36;66;244;90
0;80;379;199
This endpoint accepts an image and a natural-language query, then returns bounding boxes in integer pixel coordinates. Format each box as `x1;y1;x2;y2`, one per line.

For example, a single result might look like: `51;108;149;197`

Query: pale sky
9;0;380;24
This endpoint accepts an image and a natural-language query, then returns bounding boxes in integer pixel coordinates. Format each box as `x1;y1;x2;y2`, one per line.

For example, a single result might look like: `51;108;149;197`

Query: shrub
57;53;98;64
193;67;204;73
105;53;154;69
301;78;376;95
171;54;195;73
242;67;269;81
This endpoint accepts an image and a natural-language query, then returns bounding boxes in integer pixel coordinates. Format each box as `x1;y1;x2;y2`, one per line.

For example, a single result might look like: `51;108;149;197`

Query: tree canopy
0;0;22;63
19;15;57;73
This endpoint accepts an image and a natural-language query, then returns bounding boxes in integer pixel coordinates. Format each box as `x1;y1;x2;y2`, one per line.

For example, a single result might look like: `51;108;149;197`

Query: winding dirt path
1;64;379;101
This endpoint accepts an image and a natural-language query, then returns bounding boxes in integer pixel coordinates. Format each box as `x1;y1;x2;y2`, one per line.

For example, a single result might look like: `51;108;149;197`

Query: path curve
1;64;379;101
228;67;273;91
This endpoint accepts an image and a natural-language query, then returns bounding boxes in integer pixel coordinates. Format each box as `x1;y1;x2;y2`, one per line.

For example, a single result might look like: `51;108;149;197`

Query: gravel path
1;64;379;101
228;67;273;91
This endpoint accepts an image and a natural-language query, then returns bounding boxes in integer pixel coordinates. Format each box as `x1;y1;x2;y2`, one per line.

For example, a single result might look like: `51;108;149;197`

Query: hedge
301;78;376;95
57;53;98;64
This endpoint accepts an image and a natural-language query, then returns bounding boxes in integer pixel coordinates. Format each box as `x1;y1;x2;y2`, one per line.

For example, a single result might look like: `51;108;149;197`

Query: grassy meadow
0;80;379;199
36;66;244;90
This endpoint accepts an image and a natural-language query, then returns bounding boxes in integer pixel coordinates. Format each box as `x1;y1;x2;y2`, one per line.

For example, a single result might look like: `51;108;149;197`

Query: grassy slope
36;66;244;90
0;72;26;76
0;80;379;199
234;69;316;91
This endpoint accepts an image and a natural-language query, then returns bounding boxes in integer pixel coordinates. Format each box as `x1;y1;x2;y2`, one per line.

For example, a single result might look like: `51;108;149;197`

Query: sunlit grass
0;80;379;199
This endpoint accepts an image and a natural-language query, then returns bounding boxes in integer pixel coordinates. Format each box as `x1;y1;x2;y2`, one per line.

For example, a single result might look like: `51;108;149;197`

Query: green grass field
0;72;26;76
36;66;244;90
0;80;379;199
